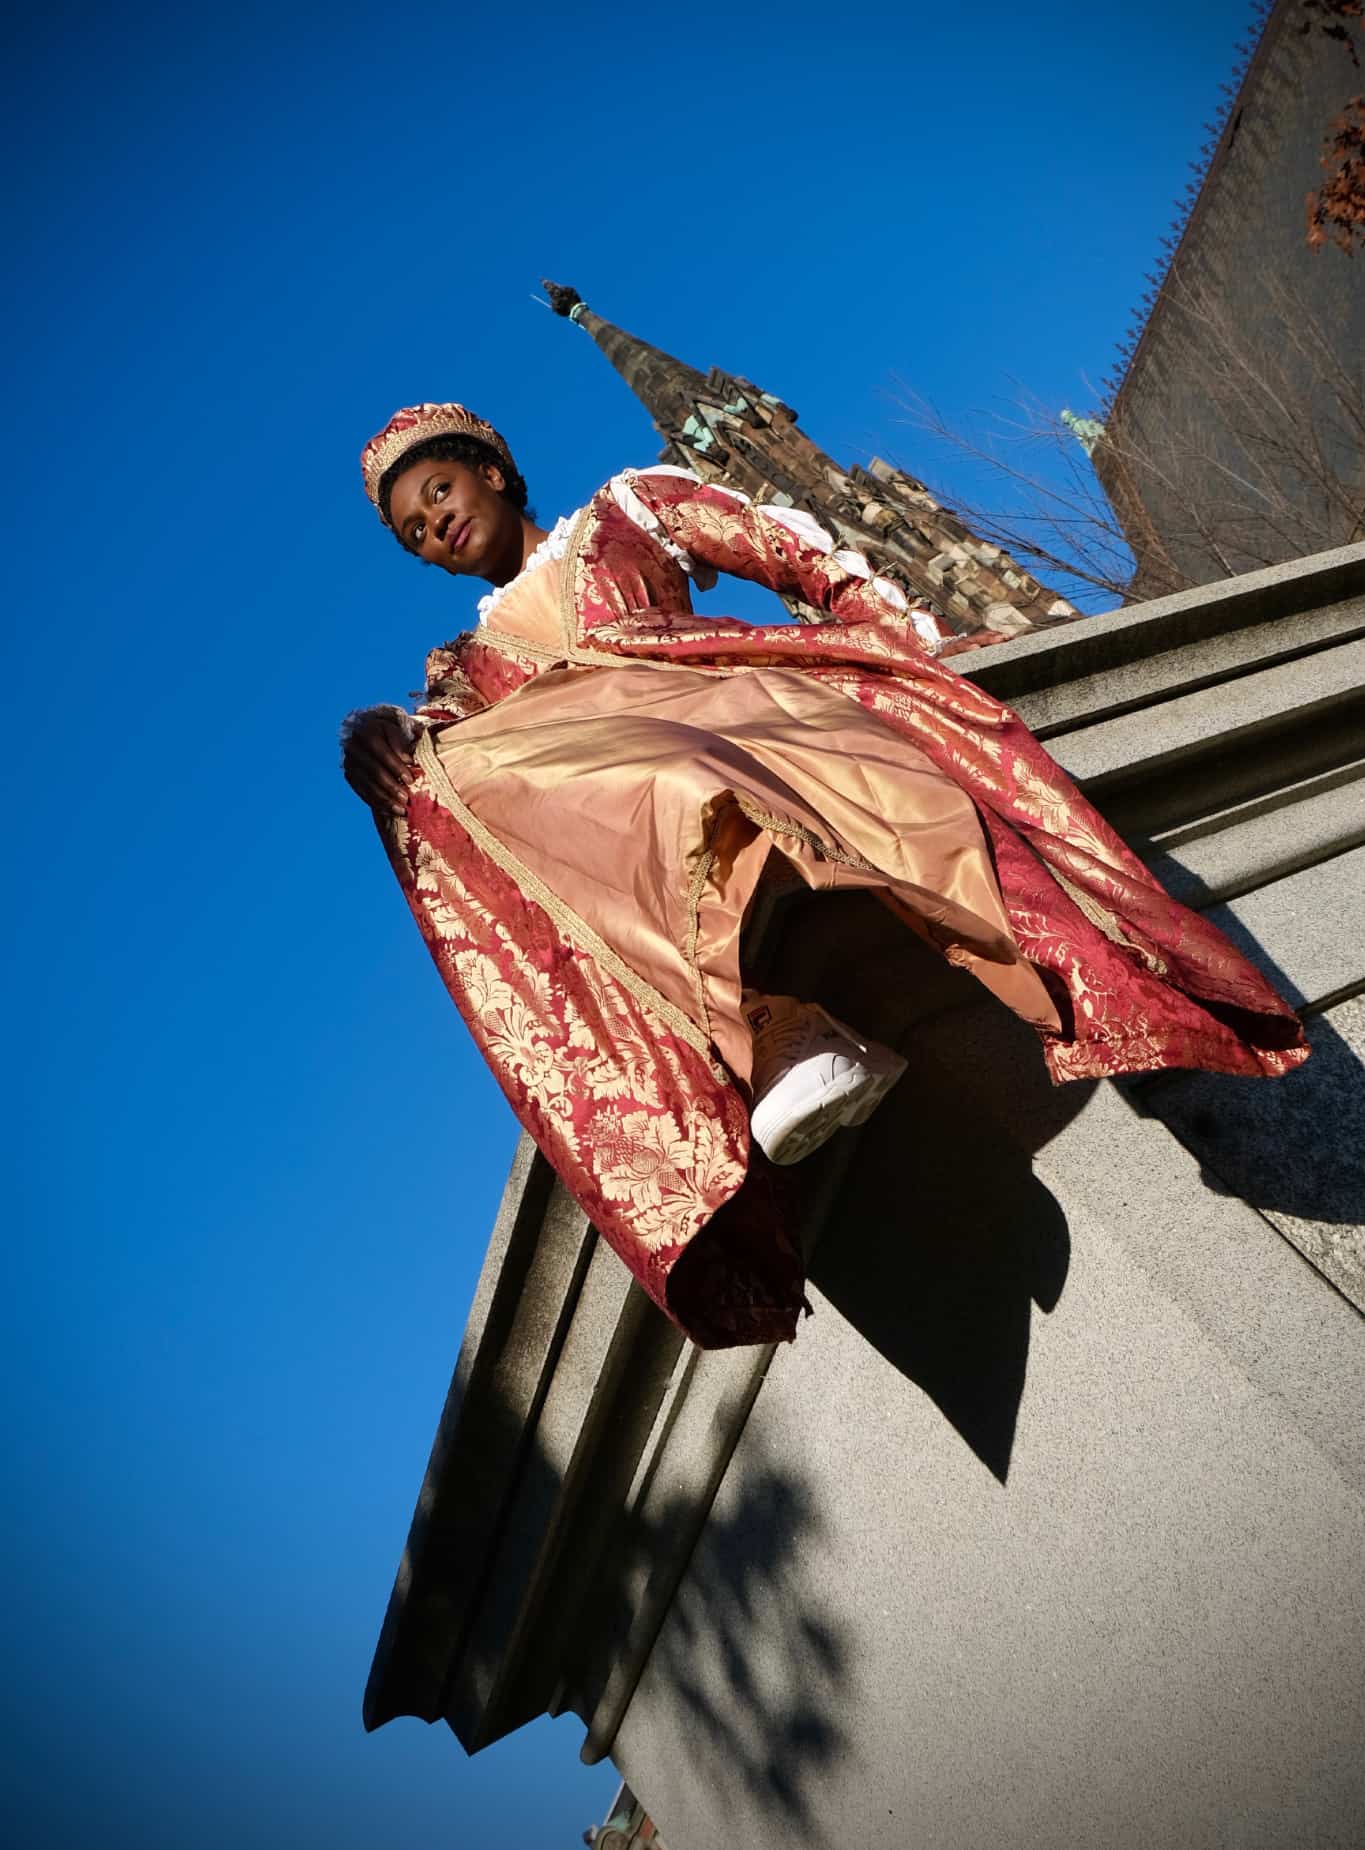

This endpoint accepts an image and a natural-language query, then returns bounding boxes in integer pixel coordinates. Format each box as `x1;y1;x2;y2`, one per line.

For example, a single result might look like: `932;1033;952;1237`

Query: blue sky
5;2;1259;1844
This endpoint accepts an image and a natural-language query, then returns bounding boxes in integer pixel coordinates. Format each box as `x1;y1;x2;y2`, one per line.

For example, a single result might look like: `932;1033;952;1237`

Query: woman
343;402;1307;1347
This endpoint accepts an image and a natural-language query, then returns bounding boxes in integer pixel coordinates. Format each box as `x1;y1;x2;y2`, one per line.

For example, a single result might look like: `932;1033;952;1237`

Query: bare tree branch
889;269;1364;607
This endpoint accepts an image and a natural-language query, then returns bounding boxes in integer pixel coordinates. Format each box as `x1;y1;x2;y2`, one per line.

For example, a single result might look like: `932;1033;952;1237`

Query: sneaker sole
753;1052;907;1166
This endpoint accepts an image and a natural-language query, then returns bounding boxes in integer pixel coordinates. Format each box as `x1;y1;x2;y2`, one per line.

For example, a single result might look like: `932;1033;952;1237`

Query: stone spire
542;280;1078;642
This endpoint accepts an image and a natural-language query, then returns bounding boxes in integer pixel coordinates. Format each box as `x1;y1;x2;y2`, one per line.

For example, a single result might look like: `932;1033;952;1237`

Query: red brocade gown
366;467;1308;1347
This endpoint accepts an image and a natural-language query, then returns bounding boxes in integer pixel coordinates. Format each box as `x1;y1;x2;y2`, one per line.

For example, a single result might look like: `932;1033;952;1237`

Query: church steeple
543;280;1078;643
541;281;714;438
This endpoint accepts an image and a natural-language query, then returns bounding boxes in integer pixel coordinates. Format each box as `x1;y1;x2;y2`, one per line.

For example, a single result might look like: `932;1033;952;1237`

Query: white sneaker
743;994;907;1166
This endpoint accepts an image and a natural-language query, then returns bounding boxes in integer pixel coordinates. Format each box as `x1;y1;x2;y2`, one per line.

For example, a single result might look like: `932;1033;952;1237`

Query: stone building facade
542;281;1079;646
1094;0;1365;593
584;1783;667;1850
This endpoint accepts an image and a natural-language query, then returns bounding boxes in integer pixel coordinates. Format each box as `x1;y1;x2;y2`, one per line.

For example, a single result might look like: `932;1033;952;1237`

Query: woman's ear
481;461;507;495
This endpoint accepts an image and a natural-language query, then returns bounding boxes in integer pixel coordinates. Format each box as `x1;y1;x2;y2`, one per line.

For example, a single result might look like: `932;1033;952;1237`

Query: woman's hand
341;706;420;814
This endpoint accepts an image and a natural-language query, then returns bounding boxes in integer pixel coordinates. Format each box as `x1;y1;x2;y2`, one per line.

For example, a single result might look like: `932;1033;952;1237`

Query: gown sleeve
613;466;952;651
339;651;489;762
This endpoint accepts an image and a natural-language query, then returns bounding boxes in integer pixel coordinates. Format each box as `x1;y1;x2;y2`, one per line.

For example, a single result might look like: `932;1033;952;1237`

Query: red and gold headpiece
360;402;516;526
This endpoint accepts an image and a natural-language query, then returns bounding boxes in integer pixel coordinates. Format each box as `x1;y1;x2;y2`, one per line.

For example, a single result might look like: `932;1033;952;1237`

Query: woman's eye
413;522;426;545
433;483;447;502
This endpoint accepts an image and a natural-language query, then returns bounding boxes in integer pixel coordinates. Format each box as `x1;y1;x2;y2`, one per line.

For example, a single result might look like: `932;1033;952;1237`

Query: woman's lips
447;518;472;555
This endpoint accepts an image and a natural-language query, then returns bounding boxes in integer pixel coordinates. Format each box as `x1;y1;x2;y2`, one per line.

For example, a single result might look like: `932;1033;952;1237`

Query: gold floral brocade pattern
381;794;795;1342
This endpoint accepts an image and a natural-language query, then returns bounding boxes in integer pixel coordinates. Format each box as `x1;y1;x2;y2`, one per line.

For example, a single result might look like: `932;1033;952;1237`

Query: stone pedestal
367;543;1365;1849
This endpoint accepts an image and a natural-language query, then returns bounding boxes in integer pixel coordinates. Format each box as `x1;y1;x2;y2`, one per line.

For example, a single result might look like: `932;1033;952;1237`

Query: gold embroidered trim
476;621;728;692
571;642;732;676
1050;866;1170;977
559;505;596;649
571;644;732;677
733;795;883;875
683;838;718;1040
477;626;569;666
413;730;719;1067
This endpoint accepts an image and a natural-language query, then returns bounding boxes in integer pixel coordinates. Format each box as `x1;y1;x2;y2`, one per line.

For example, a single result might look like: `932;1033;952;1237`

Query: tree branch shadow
576;1428;853;1844
642;1455;850;1835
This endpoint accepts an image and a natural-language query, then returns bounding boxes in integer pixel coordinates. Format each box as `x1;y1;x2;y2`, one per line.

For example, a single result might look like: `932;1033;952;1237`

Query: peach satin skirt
433;659;1060;1088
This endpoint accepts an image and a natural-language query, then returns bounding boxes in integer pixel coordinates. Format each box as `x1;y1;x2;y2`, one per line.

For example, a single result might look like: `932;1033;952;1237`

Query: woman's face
387;457;523;579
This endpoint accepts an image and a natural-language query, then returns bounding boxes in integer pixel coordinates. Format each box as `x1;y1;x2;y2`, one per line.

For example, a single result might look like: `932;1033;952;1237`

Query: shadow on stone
576;1431;852;1843
808;1078;1071;1485
1124;872;1365;1257
367;1157;856;1842
1128;998;1365;1312
750;886;1091;1483
641;1454;851;1838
